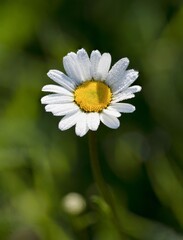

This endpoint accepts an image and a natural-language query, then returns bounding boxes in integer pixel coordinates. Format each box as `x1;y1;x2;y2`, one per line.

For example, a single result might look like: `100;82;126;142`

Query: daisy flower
41;48;141;137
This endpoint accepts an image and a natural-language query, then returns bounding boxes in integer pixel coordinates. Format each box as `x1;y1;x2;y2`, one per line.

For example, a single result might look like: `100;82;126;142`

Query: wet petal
106;58;129;86
90;50;101;79
112;85;141;103
95;53;111;80
63;52;83;83
112;70;139;94
77;48;91;80
47;70;76;91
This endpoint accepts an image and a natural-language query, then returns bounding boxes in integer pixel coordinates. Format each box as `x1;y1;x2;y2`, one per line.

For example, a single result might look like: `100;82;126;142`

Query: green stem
88;131;125;237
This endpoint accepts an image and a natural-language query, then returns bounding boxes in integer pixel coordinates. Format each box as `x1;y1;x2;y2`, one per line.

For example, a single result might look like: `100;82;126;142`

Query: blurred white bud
62;192;86;215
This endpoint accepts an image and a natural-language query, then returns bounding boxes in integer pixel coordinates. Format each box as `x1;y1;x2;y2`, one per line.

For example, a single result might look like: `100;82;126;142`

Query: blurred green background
1;0;183;239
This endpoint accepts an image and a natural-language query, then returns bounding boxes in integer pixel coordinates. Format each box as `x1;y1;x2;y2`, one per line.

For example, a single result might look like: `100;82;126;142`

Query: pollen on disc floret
74;80;112;112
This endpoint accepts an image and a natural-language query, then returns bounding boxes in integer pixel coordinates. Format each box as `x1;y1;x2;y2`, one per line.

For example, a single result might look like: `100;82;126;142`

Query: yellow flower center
74;80;112;112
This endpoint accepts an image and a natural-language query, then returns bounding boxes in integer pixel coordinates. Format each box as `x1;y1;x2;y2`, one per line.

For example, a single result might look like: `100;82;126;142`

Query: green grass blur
0;0;183;239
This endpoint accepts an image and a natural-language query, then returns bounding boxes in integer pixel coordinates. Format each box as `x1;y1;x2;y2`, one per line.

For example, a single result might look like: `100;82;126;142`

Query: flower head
61;192;86;215
41;49;141;137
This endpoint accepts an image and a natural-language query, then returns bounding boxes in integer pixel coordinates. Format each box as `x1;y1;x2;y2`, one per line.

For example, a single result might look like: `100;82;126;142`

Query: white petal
42;85;73;96
103;107;121;117
41;94;73;104
112;94;135;103
95;53;111;80
45;103;79;116
58;110;82;131
111;103;135;113
87;112;100;131
90;50;101;79
112;85;141;103
100;112;120;129
75;112;89;137
77;48;91;80
127;85;142;93
112;70;139;94
63;53;83;83
47;70;76;91
105;58;129;85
